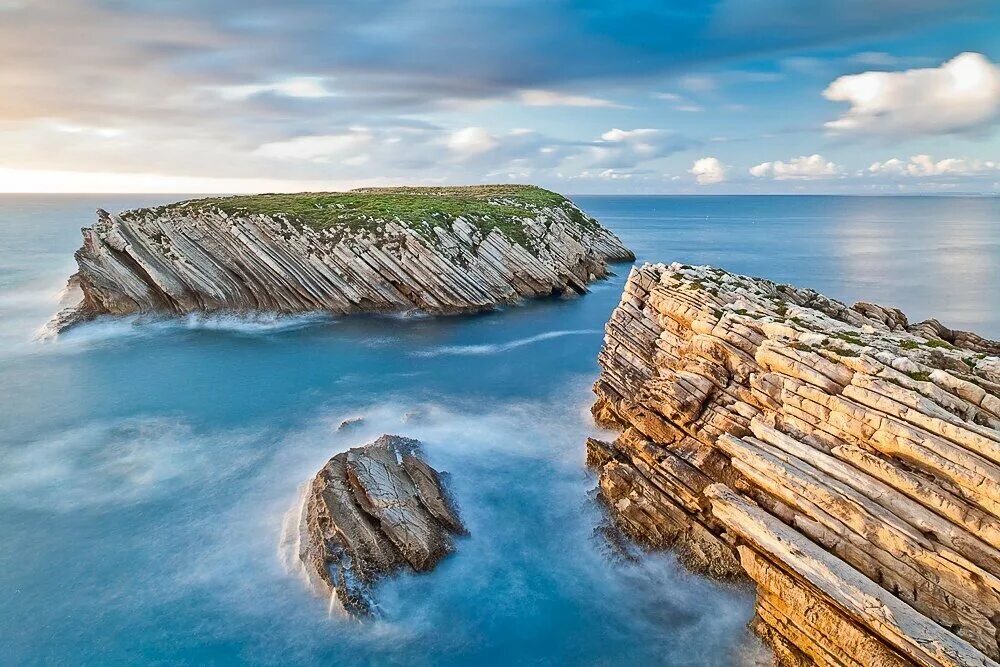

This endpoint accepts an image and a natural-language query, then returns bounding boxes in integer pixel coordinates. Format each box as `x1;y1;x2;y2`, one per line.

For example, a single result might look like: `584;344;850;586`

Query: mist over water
1;194;997;664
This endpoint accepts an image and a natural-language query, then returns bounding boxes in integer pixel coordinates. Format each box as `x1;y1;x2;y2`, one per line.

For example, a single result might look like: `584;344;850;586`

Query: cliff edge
46;185;634;333
590;262;1000;666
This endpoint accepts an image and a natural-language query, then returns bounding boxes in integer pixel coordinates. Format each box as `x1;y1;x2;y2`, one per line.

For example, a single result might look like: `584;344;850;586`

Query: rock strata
46;185;633;333
589;262;1000;666
291;434;466;617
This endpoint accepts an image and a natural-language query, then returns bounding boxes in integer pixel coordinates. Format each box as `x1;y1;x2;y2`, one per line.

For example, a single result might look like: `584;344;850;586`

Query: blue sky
1;0;998;193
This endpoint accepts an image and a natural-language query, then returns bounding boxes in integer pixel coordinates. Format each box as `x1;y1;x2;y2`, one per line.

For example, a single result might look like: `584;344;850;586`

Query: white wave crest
42;311;335;349
412;329;601;357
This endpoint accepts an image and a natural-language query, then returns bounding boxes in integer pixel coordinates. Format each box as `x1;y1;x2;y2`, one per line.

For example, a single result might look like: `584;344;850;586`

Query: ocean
1;194;997;665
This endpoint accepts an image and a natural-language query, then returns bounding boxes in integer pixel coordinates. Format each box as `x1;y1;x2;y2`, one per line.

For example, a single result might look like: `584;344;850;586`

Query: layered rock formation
289;435;466;617
589;262;1000;666
46;185;633;333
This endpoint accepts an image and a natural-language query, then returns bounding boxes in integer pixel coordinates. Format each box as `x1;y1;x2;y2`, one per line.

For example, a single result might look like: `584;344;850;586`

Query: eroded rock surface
45;185;633;333
292;434;465;617
590;262;1000;666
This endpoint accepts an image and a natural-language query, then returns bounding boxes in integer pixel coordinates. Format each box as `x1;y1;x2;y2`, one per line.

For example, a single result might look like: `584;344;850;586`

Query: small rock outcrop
290;435;466;617
590;262;1000;666
45;185;634;333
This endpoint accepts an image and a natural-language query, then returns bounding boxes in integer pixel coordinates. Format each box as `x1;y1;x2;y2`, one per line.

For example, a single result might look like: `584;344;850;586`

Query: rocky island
286;435;466;617
46;185;633;333
589;263;1000;666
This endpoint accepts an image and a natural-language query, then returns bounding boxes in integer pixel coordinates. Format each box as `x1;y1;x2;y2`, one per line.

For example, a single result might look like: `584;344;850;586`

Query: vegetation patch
120;185;595;250
906;370;932;382
898;340;919;350
832;331;864;346
923;339;955;350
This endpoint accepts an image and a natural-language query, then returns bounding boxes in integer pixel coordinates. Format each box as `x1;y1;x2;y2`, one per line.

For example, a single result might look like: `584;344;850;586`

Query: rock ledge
590;262;1000;666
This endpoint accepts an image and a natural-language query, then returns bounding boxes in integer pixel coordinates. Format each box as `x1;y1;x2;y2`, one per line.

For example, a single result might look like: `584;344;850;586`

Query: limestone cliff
589;262;1000;666
47;185;634;333
288;434;466;617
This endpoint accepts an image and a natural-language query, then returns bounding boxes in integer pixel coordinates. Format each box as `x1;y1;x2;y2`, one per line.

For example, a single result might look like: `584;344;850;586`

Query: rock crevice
590;262;1000;666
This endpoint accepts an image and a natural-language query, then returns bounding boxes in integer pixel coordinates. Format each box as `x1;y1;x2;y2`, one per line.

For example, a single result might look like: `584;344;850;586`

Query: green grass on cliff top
146;185;595;245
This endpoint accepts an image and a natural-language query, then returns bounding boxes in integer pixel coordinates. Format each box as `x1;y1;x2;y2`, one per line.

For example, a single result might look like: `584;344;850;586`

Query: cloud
690;157;726;184
868;155;999;176
749;154;842;180
446;127;500;157
253;129;374;162
590;128;696;168
516;90;620;108
216;77;335;101
652;92;705;112
823;52;1000;136
0;0;996;193
678;75;716;92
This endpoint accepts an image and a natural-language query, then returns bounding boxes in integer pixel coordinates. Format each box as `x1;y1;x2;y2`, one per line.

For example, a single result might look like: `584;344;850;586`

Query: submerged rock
590;262;1000;666
45;185;634;334
337;417;364;431
292;434;466;617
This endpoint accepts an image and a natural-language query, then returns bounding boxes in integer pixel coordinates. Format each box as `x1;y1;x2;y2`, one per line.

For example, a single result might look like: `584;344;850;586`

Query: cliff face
47;185;634;333
590;262;1000;666
287;435;466;617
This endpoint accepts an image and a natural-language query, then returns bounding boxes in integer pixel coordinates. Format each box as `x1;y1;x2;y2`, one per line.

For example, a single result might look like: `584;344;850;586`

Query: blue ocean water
0;194;997;665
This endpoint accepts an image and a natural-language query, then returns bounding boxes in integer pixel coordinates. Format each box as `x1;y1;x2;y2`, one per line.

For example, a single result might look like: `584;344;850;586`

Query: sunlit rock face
290;434;466;617
590;262;1000;666
44;186;634;334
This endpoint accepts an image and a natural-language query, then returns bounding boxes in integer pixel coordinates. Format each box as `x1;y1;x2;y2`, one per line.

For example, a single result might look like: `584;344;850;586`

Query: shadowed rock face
294;435;466;617
44;186;634;334
590;262;1000;666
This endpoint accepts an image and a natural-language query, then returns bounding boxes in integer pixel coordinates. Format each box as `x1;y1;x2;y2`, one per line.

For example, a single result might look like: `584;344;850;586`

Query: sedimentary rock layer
589;262;1000;666
292;434;466;617
46;185;634;333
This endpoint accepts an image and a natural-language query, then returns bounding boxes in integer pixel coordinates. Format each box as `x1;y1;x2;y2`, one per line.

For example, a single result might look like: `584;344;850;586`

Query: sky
1;0;999;194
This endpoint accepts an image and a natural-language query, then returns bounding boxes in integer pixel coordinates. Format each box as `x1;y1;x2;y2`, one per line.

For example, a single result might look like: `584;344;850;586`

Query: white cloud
588;128;692;168
749;154;842;180
253;129;373;162
50;122;123;139
517;89;620;108
868;155;999;177
600;128;656;143
446;127;499;156
689;157;726;185
823;52;1000;136
0;166;353;194
652;92;704;112
216;76;335;100
597;168;633;180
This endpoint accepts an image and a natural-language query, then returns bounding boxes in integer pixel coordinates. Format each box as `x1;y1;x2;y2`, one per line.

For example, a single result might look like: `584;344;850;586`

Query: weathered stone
292;434;466;617
589;262;1000;666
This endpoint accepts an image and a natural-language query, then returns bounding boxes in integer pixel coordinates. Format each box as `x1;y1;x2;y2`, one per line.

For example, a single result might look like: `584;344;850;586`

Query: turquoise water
0;195;997;665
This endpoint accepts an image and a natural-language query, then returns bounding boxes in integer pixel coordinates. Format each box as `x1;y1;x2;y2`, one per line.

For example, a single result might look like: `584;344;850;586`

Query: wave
0;416;264;512
42;311;335;348
411;329;601;357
